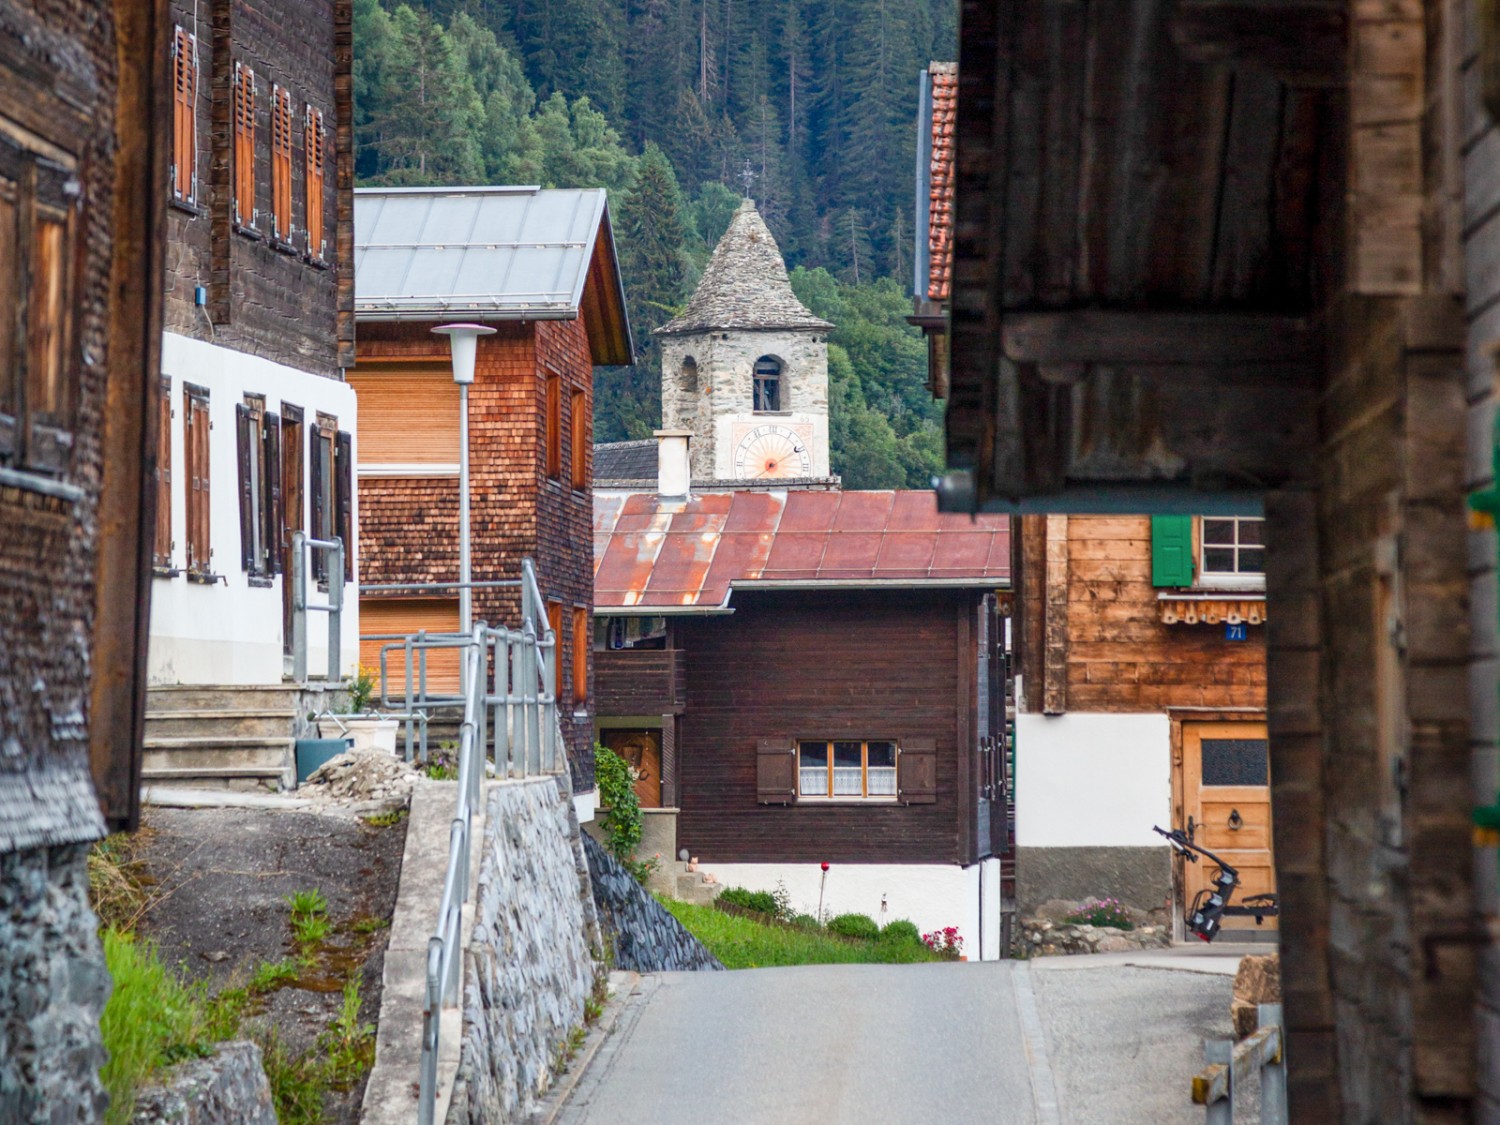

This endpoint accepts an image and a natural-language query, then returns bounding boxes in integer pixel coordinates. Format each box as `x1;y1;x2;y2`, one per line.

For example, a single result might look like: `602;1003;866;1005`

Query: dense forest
353;0;953;487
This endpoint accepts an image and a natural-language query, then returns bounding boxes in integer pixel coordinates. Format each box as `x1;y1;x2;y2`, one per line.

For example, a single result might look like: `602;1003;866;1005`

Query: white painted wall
1014;712;1172;847
148;332;359;687
695;860;1006;960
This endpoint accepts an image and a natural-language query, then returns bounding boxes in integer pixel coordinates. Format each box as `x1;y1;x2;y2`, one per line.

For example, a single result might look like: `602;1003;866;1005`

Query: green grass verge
659;898;942;969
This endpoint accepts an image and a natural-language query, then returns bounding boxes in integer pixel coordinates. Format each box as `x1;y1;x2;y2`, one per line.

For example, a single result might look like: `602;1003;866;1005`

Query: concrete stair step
142;737;294;772
144;709;299;739
139;765;293;792
147;684;320;712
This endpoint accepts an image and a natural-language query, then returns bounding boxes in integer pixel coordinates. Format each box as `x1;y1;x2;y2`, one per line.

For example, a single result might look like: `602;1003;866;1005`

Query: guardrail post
1258;1004;1287;1125
328;537;344;681
509;634;523;777
292;531;308;683
1205;1039;1232;1125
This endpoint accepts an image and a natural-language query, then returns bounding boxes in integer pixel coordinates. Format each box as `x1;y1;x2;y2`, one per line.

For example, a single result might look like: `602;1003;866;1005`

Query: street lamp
431;323;495;635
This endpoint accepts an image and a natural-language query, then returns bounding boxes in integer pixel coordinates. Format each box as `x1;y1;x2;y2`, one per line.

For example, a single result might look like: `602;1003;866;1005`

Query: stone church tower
657;199;834;482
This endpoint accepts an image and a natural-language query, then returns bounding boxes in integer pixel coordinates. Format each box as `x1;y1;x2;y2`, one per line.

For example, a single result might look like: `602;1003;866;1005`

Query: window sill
271;237;299;257
0;465;83;504
752;410;791;417
794;798;900;806
169;197;207;218
186;570;223;586
233;222;263;241
305;255;330;271
152;566;181;579
248;575;274;589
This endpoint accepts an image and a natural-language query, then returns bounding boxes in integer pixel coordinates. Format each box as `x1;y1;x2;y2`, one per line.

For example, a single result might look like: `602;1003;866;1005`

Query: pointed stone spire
656;199;833;337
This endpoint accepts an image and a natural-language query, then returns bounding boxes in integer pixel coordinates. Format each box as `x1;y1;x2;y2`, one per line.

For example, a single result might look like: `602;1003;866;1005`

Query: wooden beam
1001;311;1317;366
1169;0;1348;87
1042;516;1069;715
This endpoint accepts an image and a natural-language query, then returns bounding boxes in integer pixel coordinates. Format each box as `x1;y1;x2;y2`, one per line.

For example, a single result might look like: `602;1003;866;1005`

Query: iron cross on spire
739;159;757;198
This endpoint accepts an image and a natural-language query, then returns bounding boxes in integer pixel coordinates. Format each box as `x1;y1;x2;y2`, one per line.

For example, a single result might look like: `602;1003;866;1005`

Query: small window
310;417;349;582
546;600;564;697
233;62;257;228
544;372;561;479
680;355;698;395
304;106;326;259
571;606;588;707
153;376;173;570
183;384;212;576
570;388;587;489
797;740;898;801
237;397;283;578
270;85;293;242
753;356;782;412
171;27;199;204
1199;516;1265;587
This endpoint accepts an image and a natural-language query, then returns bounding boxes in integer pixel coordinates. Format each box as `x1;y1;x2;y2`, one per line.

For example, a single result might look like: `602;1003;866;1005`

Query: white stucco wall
148;332;359;687
1014;712;1172;847
694;860;1006;960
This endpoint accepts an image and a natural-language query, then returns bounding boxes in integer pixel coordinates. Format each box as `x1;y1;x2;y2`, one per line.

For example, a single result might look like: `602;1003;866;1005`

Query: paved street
554;950;1254;1125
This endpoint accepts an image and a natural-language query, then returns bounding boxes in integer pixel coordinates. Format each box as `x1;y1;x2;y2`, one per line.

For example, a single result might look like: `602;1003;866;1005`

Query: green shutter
1151;515;1194;587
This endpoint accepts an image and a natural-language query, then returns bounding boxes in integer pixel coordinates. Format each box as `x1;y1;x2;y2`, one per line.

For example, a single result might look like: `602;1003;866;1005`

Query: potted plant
318;664;398;753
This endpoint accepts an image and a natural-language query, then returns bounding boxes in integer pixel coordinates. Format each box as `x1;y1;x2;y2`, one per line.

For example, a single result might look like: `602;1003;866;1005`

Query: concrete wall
149;333;359;686
660;328;830;480
694;858;1007;960
446;777;601;1125
0;844;111;1124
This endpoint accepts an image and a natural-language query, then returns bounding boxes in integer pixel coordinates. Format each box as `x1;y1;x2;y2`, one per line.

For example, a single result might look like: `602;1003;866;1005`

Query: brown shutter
545;373;561;478
756;738;796;805
185;389;210;574
304;107;324;258
263;412;282;576
898;738;937;804
309;421;325;579
234;64;256;226
235;403;254;571
172;28;194;200
571;387;587;489
335;428;353;579
271;85;291;241
154;376;172;567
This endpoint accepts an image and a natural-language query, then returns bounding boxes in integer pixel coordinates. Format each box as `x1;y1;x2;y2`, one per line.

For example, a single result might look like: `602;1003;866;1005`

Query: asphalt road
553;955;1244;1125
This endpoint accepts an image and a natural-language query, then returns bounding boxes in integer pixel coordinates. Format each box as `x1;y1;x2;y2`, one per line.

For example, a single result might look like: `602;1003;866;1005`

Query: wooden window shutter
547;601;564;696
335;428;353;579
263;412;282;576
570;388;586;489
304;107;324;259
235;403;255;572
756;738;796;805
309;421;325;579
897;738;937;805
154;376;172;567
185;389;210;574
571;606;588;706
233;63;256;226
271;86;292;241
545;374;561;479
1150;515;1194;587
172;28;196;201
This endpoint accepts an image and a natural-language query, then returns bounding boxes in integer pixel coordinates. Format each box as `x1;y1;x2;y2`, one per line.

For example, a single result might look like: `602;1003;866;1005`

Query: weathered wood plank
1212;69;1283;302
1001;311;1316;365
1171;0;1348;86
1043;515;1070;714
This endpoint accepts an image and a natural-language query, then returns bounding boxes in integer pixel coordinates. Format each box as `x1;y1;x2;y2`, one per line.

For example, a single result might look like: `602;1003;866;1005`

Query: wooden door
604;730;662;808
1181;721;1276;932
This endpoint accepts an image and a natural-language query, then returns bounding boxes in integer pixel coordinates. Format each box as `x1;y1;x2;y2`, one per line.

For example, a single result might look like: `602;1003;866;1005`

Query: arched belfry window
753;356;782;412
681;355;698;395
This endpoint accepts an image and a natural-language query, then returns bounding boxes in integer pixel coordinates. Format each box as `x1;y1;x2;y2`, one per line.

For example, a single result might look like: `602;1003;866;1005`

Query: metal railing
1192;1003;1287;1124
290;531;345;683
417;559;561;1125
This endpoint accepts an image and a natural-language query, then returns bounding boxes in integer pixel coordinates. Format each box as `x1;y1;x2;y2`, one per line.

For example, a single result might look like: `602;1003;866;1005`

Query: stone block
132;1040;277;1125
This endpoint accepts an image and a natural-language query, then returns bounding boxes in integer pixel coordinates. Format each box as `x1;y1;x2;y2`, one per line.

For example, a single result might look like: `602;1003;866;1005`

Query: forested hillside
354;0;952;487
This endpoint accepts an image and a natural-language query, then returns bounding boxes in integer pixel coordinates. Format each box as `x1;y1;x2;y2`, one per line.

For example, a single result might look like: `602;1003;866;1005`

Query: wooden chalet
352;186;632;798
593;453;1013;955
942;1;1491;1114
0;0;166;1113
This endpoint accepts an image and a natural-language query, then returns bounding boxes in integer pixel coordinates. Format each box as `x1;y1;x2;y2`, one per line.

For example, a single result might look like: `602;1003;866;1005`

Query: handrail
1191;1003;1287;1124
415;559;561;1125
290;531;345;683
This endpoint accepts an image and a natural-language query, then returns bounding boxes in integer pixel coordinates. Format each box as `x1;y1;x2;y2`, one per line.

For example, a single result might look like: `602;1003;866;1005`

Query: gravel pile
303;750;421;805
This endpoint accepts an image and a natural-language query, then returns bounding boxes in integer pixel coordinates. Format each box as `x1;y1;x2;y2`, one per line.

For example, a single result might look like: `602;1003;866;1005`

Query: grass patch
350;914;390;935
256;1028;326;1125
322;978;376;1091
287;889;332;948
99;930;239;1125
660;898;942;969
248;958;301;994
88;832;155;933
362;807;408;829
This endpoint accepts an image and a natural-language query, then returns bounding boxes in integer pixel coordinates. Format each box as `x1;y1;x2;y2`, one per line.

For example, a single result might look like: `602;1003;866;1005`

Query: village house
143;0;358;790
352;185;632;802
0;0;163;1115
594;201;1013;953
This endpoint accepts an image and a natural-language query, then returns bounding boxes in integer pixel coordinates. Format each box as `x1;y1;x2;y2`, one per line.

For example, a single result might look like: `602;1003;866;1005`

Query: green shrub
826;913;880;941
1062;897;1135;931
594;744;644;874
790;913;821;930
717;886;778;916
880;919;921;945
661;897;943;969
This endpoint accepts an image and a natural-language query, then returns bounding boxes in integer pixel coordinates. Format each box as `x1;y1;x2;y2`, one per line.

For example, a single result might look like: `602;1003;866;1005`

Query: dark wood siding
675;588;972;866
594;649;685;715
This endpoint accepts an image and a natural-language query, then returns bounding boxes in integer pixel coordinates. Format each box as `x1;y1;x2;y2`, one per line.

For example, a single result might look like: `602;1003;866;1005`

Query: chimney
655;429;693;497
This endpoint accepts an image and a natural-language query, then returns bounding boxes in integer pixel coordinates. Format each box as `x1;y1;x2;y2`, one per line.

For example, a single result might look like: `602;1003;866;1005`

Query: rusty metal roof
594;489;1010;610
926;63;957;303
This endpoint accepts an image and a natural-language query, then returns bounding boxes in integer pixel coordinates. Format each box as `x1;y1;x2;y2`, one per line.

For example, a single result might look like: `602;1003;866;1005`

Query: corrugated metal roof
594;489;1010;610
354;186;611;320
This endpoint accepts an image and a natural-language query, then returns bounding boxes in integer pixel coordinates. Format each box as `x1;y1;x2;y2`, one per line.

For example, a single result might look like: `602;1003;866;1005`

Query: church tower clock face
733;424;812;479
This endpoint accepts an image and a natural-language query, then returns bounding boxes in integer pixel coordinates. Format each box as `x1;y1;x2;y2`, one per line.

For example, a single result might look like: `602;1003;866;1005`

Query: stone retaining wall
132;1040;276;1124
445;777;603;1125
582;833;723;973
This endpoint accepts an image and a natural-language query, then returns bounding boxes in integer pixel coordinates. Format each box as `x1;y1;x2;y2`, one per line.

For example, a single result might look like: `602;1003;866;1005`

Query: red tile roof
594;489;1010;610
928;62;957;303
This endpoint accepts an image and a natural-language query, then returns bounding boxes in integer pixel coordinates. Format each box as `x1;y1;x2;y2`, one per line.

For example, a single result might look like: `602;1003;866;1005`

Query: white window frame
1197;516;1266;589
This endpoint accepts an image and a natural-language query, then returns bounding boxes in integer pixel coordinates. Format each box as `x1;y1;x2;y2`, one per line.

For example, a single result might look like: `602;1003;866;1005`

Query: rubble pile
1016;897;1172;957
303;750;420;805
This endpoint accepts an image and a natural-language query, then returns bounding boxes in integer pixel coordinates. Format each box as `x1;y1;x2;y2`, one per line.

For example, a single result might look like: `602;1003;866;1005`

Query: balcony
594;648;686;716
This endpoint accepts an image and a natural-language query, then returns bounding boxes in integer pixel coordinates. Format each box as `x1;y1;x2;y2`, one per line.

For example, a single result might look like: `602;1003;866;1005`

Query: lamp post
431;323;495;635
